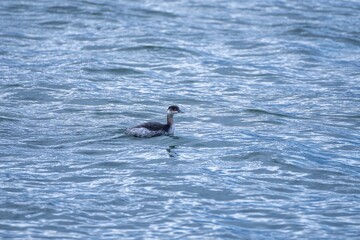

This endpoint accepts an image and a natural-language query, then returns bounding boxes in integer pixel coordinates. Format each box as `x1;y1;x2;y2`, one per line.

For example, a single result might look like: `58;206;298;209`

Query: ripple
131;8;178;18
244;108;300;119
46;6;81;14
82;67;143;75
0;116;20;122
119;45;201;57
39;20;70;26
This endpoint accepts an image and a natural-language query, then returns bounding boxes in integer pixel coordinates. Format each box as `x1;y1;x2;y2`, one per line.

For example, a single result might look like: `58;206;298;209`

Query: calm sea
1;0;360;239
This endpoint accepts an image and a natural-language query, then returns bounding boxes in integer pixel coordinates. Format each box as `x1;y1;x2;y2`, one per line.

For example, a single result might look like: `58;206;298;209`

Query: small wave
0;33;46;40
225;40;267;50
244;108;299;119
0;116;20;122
81;45;120;51
82;67;143;75
46;6;81;14
119;45;200;57
213;67;244;76
39;20;70;26
131;8;178;18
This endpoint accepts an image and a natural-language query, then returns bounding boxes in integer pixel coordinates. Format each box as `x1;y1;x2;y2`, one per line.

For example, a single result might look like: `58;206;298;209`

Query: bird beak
178;110;184;113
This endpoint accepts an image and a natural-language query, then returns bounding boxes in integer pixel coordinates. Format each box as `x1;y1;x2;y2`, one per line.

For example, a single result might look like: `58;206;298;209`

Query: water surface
1;0;360;239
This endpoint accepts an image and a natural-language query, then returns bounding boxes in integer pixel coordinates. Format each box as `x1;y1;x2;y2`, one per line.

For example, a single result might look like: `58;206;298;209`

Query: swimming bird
125;105;183;138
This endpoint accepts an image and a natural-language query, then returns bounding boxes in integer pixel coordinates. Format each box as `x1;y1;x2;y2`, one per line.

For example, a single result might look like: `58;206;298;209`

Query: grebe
125;105;183;138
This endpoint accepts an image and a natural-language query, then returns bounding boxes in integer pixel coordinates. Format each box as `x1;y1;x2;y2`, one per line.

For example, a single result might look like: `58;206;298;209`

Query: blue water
1;0;360;239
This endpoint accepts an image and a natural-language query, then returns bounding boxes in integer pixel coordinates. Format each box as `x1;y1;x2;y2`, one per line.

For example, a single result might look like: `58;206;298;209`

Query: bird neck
167;113;174;126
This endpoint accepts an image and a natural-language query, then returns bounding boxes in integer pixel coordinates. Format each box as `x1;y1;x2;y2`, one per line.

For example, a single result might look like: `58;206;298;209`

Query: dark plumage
132;122;170;132
125;105;183;138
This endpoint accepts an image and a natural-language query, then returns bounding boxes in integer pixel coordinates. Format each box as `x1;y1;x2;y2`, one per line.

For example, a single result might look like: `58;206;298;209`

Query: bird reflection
166;145;178;158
